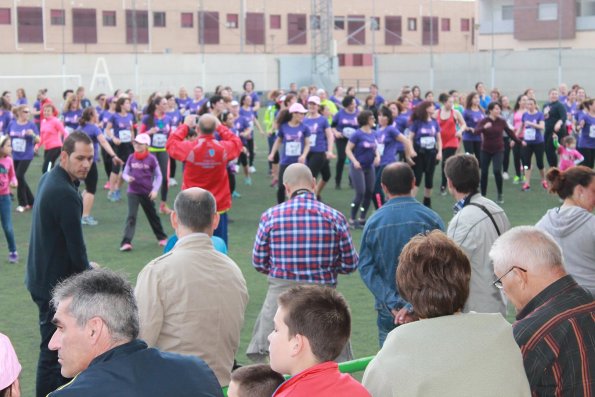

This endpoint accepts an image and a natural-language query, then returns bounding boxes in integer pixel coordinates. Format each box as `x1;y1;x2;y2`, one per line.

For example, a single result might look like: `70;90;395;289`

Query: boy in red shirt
268;285;371;397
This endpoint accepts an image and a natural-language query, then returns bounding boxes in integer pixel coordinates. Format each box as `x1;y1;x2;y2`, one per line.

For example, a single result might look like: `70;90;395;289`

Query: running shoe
440;186;447;196
120;243;133;252
512;176;521;184
244;177;252;186
521;183;531;192
348;219;363;230
158;239;167;247
8;252;18;263
497;195;504;204
103;181;110;190
502;172;510;181
169;178;178;187
541;179;549;190
159;202;172;215
232;191;242;198
81;215;98;226
249;166;256;173
15;206;26;213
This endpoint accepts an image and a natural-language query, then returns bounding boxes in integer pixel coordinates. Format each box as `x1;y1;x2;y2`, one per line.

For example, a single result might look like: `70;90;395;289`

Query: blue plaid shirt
253;191;358;284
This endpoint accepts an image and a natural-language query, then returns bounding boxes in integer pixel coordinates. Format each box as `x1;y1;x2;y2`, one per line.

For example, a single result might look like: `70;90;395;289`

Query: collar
290;190;315;200
176;232;210;246
278;361;338;390
55;165;80;188
87;339;146;369
453;192;478;214
516;275;577;321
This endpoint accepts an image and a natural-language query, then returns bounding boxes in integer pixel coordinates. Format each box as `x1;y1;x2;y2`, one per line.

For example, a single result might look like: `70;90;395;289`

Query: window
370;16;380;31
407;17;417;31
0;8;10;24
310;15;320;30
72;9;97;44
226;13;238;28
17;7;43;43
246;12;264;45
347;15;365;45
422;16;439;45
441;18;450;31
353;53;364;66
270;14;281;29
103;11;116;27
51;9;65;25
334;16;345;30
199;11;219;44
502;5;514;21
153;11;166;27
126;10;149;44
385;16;402;45
338;53;346;66
460;18;470;32
181;12;193;28
577;1;595;16
539;3;558;20
287;13;307;45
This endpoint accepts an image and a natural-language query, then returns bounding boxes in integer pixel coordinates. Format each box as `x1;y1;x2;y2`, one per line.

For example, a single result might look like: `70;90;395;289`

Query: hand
455;130;463;139
89;261;100;269
509;140;515;148
298;155;306;164
112;137;121;146
325;151;336;160
353;160;361;169
334;131;344;139
149;191;158;200
436;151;442;161
391;307;418;325
27;129;35;136
9;182;17;188
484;122;492;129
522;141;527;147
268;153;275;162
406;156;416;166
184;115;197;128
111;156;124;166
127;176;135;182
554;124;560;133
373;156;380;167
148;127;157;135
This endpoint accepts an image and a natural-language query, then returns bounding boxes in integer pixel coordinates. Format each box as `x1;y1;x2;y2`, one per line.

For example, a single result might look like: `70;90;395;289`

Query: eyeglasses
493;266;527;289
22;110;30;114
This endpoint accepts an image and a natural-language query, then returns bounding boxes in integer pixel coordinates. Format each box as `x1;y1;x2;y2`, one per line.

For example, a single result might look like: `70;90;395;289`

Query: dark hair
513;94;526;112
444;154;480;194
199;95;224;116
438;93;450;104
173;189;217;232
474;82;484;90
465;92;479;110
164;93;175;102
278;285;351;363
579;98;594;111
230;364;285;397
145;96;164;128
62;89;74;100
357;110;374;127
486;101;500;114
275;109;292;126
398;230;471;319
342;95;355;108
240;94;251;107
243;79;255;91
377;106;393;125
410;101;433;123
382;163;414;195
561;135;576;146
411;85;421;98
424;91;433;99
62;131;93;155
115;96;130;114
79;107;96;127
546;166;595;200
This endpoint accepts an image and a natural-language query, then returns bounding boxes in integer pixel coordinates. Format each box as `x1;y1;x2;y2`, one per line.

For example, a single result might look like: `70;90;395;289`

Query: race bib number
343;127;356;139
12;138;26;153
524;128;536;141
309;134;317;147
420;136;436;149
285;141;302;156
377;143;385;156
119;130;132;143
589;125;595;138
152;133;167;148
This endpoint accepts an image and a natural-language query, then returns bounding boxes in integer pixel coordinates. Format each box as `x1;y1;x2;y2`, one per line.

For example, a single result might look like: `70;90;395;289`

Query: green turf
0;134;561;396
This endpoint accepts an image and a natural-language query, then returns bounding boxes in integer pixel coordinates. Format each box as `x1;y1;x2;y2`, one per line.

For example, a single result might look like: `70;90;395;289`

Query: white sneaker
248;166;256;174
168;178;178;187
502;172;510;181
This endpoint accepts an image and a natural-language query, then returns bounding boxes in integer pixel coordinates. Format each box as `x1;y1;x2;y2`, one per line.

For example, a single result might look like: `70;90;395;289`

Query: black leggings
578;147;595;169
335;138;348;187
480;150;503;196
42;147;61;174
441;147;458;189
170;157;177;178
101;143;114;179
522;143;545;171
413;149;437;190
83;162;99;194
246;139;255;166
463;140;481;162
112;142;133;174
277;164;290;203
152;151;170;201
14;159;34;207
544;132;561;168
349;165;375;220
307;152;331;182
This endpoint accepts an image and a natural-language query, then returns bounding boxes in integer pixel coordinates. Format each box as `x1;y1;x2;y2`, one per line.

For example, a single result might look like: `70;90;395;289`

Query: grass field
0;132;561;396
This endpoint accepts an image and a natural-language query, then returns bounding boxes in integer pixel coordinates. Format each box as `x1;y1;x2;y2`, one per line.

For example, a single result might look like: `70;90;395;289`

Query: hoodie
536;206;595;296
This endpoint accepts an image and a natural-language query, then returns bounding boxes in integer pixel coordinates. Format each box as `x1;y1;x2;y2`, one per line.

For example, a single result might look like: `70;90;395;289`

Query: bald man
490;226;595;396
247;163;358;363
135;188;248;387
166;113;243;245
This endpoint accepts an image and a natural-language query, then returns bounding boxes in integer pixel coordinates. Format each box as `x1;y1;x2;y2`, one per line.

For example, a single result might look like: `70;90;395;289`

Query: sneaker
522;183;531;191
244;177;252;186
497;194;504;204
168;178;178;187
8;252;18;263
15;206;26;213
81;215;98;226
440;186;447;196
541;179;549;190
120;243;133;252
158;239;167;247
502;172;510;181
348;219;363;230
103;181;110;190
159;202;172;215
232;191;242;198
513;176;521;184
249;166;256;174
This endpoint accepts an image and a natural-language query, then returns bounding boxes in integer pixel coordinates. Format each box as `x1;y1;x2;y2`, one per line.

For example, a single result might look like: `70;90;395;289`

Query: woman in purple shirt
239;94;258;173
304;95;335;200
269;103;311;203
61;95;82;133
409;101;442;208
346;110;380;228
520;98;546;191
332;95;360;189
576;98;595;169
105;97;136;202
463;92;484;162
8;105;38;212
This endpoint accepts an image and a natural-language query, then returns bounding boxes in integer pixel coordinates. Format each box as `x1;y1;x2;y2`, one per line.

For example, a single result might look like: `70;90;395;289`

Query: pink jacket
0;156;17;195
39;117;66;151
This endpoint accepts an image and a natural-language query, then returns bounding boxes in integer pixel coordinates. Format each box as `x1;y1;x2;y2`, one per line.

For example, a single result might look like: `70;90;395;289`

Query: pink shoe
158;239;167;247
541;179;549;190
104;182;110;190
159;202;172;215
120;243;133;252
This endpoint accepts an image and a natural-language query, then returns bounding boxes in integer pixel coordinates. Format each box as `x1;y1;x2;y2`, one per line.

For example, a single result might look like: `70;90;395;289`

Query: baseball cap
307;96;321;105
230;100;239;107
289;103;307;114
134;133;151;145
0;333;21;390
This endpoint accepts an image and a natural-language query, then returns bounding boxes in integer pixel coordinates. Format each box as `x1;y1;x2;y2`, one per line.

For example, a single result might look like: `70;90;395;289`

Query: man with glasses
444;154;510;315
489;226;595;397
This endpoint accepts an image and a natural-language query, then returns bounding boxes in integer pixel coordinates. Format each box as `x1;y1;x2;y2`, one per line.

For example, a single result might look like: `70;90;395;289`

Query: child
0;332;22;396
0;136;18;263
555;135;584;171
228;364;285;397
120;133;168;251
268;285;371;397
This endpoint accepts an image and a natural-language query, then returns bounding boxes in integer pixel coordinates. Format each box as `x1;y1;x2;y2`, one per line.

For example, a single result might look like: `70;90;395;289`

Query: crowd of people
0;80;593;397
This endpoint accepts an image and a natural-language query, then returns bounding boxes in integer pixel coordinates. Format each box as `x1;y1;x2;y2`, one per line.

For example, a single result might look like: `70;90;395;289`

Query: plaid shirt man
253;191;358;284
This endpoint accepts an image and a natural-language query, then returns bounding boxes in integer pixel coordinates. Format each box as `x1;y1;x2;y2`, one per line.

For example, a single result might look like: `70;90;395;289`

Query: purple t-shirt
109;113;135;143
578;112;595;149
81;123;104;162
410;119;440;150
332;109;359;138
34;101;42;122
8;120;38;161
463;109;484;142
167;109;183;127
62;109;82;131
239;108;255;139
349;129;378;169
0;110;13;134
521;111;545;144
100;110;115;129
123;153;162;195
303;115;329;153
234;116;251;145
376;125;402;166
188;99;207;115
176;97;192;114
278;122;310;165
141;115;172;150
16;98;27;106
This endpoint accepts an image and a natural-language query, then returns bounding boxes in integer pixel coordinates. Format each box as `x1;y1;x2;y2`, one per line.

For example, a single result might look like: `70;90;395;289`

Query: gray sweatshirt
536;206;595;296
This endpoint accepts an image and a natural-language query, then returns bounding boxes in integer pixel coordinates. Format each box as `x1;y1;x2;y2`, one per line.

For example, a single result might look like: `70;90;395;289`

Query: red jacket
166;123;242;212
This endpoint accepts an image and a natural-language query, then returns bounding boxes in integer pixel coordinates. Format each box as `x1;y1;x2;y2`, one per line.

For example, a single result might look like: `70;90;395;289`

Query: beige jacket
135;233;249;387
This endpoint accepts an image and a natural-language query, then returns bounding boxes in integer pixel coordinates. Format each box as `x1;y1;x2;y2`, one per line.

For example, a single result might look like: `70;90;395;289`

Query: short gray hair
173;188;216;232
489;226;564;273
51;269;139;343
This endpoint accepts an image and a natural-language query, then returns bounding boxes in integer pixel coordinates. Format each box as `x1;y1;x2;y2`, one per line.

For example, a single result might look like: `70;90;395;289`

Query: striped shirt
513;275;595;397
252;191;358;284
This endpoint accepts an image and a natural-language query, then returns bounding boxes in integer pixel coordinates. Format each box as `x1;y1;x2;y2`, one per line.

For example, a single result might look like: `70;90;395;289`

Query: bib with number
420;136;436;149
309;134;317;147
343;127;356;139
524;128;536;141
12;138;26;152
119;130;132;143
589;125;595;138
152;133;167;148
377;143;385;156
285;141;302;156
